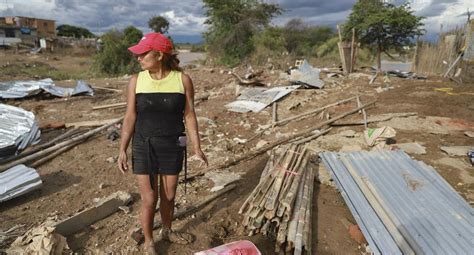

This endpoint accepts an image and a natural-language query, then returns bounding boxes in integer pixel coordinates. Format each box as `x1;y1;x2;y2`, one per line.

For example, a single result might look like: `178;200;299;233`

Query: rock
256;140;269;150
233;137;247;144
391;143;427;155
318;164;335;187
440;146;472;156
375;87;385;93
118;206;130;214
99;183;108;189
106;156;117;164
338;130;358;138
465;131;474;138
348;224;367;245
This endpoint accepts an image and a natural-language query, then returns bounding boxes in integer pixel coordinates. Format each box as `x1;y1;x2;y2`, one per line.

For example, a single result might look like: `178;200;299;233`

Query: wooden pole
337;25;348;74
0;128;81;165
203;101;376;174
356;95;368;129
0;118;123;172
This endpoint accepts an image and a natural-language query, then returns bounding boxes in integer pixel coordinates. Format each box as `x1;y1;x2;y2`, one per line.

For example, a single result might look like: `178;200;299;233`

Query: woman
117;32;208;254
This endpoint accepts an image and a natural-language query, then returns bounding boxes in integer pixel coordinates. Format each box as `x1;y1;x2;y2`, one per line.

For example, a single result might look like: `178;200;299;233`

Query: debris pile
240;144;315;254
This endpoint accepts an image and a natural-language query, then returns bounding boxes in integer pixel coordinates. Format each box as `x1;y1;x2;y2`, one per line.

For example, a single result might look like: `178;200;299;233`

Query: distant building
0;16;55;47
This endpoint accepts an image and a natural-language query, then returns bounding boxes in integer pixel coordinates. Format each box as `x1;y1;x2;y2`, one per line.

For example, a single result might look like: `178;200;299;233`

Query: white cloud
0;0;471;39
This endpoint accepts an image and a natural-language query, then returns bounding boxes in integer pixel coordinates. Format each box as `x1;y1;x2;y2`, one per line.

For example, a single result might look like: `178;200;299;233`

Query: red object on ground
348;224;367;245
194;240;261;255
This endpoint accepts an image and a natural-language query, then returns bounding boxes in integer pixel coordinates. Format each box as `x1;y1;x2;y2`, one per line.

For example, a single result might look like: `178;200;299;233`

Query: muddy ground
0;50;473;254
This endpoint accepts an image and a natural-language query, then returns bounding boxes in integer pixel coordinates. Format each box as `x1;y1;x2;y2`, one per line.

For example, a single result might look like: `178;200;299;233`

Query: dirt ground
0;50;473;254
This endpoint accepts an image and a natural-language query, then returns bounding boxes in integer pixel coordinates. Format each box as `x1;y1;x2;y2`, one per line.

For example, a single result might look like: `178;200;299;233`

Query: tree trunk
377;44;382;72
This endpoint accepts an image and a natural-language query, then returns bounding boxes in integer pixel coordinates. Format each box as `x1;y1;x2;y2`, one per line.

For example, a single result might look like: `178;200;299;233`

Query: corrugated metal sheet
320;150;474;255
225;85;300;113
289;60;324;88
0;104;41;159
0;79;94;99
0;164;42;202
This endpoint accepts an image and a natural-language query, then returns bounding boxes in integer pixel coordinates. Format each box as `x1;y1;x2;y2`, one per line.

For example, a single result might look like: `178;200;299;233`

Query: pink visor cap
128;32;173;55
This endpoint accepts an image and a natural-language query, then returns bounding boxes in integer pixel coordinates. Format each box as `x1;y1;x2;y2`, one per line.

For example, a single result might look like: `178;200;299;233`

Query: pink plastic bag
194;240;261;255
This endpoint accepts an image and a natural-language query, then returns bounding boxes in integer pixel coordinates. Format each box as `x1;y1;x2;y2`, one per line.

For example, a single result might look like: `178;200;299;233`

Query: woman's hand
118;150;129;173
194;148;208;167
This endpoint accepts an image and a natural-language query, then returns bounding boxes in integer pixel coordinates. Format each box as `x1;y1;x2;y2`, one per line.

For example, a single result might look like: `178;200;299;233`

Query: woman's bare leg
136;174;159;246
159;174;178;229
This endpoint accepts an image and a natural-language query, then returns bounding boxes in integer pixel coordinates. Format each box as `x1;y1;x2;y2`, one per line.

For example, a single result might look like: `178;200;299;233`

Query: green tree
344;0;424;70
148;16;170;33
203;0;282;66
123;26;143;45
93;26;143;75
57;24;95;38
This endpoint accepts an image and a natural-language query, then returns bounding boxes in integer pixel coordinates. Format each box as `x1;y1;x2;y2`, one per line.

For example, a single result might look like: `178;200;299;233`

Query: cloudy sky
0;0;472;42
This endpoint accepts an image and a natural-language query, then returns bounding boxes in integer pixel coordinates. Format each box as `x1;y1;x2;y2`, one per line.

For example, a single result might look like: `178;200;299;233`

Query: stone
348;224;367;245
256;140;269;150
392;143;427;155
440;146;472;156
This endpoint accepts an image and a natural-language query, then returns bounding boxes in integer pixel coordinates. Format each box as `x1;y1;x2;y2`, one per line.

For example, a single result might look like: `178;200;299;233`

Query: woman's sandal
160;227;194;244
144;242;158;255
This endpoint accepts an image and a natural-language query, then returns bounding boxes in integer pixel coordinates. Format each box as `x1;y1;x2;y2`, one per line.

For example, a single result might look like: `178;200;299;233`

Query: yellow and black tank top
134;70;186;137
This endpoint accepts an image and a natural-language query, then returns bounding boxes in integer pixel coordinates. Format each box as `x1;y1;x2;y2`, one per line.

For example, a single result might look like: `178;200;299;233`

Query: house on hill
0;16;55;48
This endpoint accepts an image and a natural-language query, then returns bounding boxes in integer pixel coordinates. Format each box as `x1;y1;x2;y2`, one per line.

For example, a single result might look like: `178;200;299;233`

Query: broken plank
65;118;122;128
331;112;417;126
54;191;132;236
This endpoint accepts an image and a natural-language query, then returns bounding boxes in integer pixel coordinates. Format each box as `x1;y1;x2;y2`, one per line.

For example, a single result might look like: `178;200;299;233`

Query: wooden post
337;25;348;74
350;28;356;73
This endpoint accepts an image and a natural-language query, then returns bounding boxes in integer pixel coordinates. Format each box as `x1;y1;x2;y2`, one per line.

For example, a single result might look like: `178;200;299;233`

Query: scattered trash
468;149;474;166
363;126;396;149
7;225;69;255
385;70;426;79
106;129;120;141
194;240;261;255
0;79;94;99
289;60;324;88
0;164;42;202
440;146;472;157
0;104;41;160
225;85;300;113
118;205;131;214
232;137;247;144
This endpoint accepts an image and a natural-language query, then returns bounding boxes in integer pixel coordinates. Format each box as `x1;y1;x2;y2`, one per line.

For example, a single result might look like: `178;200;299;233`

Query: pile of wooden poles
239;143;315;254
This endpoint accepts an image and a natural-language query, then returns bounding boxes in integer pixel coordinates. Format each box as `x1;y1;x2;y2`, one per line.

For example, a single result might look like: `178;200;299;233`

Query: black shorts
132;134;184;175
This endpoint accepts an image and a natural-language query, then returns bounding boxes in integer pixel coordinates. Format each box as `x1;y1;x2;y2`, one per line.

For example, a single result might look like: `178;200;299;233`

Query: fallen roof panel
320;150;474;255
0;164;42;202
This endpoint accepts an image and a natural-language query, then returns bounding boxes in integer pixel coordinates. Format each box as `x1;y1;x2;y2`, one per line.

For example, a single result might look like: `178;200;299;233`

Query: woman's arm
118;74;138;173
182;73;208;166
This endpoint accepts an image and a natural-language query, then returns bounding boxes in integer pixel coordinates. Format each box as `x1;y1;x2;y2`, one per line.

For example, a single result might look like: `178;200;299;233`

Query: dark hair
161;52;182;72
